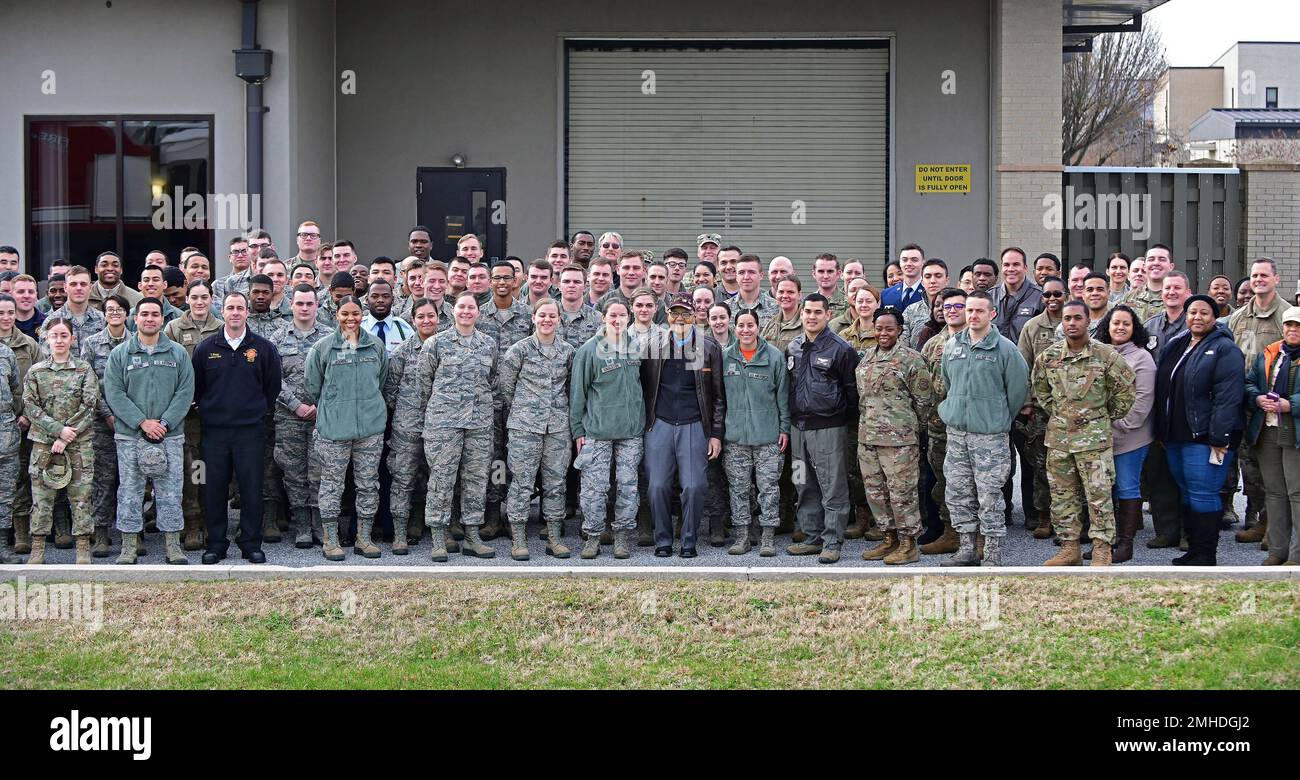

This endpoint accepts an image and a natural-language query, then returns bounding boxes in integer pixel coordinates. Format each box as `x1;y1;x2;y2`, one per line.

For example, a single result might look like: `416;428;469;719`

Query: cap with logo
666;292;694;311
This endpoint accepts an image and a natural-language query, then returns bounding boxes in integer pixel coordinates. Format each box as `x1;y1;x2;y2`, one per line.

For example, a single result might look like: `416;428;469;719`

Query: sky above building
1147;0;1299;66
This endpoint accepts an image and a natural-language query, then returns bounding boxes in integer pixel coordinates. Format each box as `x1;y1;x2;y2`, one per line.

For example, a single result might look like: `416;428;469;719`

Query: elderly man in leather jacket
640;293;726;557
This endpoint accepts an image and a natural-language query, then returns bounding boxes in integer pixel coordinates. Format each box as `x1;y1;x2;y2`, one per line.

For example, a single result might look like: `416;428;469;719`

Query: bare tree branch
1063;28;1168;165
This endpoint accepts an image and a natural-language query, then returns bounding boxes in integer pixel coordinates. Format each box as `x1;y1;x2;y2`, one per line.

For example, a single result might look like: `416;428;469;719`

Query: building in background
0;0;1169;283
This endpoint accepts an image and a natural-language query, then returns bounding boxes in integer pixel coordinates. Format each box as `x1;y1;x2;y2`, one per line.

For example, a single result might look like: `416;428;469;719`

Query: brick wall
1241;164;1300;286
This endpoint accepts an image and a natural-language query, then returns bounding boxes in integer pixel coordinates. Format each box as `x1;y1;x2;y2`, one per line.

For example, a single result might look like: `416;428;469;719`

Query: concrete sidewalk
4;563;1297;583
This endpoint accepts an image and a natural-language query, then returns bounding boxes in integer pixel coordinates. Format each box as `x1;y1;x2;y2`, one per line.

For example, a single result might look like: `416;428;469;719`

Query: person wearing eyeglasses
662;248;689;296
1016;276;1066;539
289;220;323;269
472;260;534;541
918;287;968;556
79;294;132;558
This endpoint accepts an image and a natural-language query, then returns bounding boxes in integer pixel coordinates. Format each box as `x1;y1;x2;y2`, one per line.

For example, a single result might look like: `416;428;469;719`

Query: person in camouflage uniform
720;310;789;556
1015;275;1065;537
856;307;933;565
163;280;223;550
1119;246;1172;325
918;288;966;554
1034;300;1137;566
837;286;884;541
557;266;601;350
475;261;535;539
383;297;440;553
0;339;21;563
22;317;98;564
939;292;1030;567
570;300;645;559
761;277;804;534
247;273;290;540
499;299;575;560
304;296;388;561
50;266;107;352
80;295;131;557
406;291;501;561
272;284;333;549
0;292;43;558
1225;258;1287;545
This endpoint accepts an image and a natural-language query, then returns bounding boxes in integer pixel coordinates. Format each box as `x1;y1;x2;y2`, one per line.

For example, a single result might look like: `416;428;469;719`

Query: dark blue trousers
202;424;265;556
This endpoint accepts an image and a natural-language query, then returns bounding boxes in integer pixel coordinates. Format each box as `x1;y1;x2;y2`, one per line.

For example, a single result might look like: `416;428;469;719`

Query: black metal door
416;167;506;263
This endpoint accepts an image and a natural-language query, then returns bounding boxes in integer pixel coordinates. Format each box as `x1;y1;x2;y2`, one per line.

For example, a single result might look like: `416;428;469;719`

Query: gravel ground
23;489;1271;568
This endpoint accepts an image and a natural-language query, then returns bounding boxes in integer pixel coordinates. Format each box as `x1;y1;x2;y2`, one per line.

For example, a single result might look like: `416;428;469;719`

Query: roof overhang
1063;1;1173;54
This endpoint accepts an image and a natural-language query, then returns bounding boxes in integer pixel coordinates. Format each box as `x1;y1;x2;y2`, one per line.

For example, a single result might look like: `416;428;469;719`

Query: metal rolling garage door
566;42;889;279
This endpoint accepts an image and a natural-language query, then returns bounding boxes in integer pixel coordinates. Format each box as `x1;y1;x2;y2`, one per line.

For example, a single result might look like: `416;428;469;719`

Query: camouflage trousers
424;425;492;528
12;435;32;528
488;411;509;507
90;421;119;528
723;442;781;529
943;430;1012;538
30;440;94;536
1047;447;1116;544
315;431;383;519
845;422;868;508
274;413;320;510
705;454;729;532
505;429;570;525
579;437;643;534
0;423;18;529
1012;409;1051;516
926;435;950;527
115;435;184;534
386;428;428;524
182;415;206;525
858;442;923;536
262;415;282;508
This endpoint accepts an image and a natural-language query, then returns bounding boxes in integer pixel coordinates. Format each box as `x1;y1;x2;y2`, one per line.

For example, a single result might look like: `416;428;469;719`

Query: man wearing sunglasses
1015;276;1067;536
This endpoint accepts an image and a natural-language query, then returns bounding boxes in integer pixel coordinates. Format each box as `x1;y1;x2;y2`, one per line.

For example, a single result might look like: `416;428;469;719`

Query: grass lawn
1;577;1296;689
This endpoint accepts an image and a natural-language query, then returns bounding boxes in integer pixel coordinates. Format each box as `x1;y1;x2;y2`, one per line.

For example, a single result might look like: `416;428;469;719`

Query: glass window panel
27;120;117;278
121;120;211;285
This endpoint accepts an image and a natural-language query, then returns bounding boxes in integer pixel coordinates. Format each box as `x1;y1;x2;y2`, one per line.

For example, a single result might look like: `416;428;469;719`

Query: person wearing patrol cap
21;317;99;564
696;233;722;267
638;292;725;557
1243;304;1300;565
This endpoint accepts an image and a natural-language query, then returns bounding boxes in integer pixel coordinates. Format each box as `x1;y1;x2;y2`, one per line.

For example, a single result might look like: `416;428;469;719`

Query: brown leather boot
182;513;206;551
1044;539;1083;566
920;522;958;555
1112;498;1142;563
13;515;31;555
883;535;919;565
844;506;870;539
1235;515;1267;543
27;535;46;565
1032;514;1054;539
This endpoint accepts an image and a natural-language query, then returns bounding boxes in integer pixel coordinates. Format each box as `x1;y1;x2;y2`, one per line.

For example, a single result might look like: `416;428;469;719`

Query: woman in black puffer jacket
1153;294;1246;566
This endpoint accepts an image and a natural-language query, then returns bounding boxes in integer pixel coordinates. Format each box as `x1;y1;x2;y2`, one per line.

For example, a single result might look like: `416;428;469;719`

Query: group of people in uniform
0;228;1295;566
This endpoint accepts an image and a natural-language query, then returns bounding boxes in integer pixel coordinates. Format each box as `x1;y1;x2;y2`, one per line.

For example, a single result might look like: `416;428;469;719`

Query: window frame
23;114;215;279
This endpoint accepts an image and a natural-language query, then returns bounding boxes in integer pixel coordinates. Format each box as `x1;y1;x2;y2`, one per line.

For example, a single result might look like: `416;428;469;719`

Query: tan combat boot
73;534;90;565
182;513;205;551
544;521;570;559
262;508;281;543
429;528;449;562
1090;539;1112;566
91;526;112;558
920;522;958;554
1235;516;1267;543
861;531;898;561
844;506;869;539
353;515;381;559
1044;539;1083;566
27;535;46;565
1032;514;1054;540
391;522;409;556
320;519;346;562
461;525;496;558
510;522;529;561
116;532;138;565
164;532;188;565
883;535;920;565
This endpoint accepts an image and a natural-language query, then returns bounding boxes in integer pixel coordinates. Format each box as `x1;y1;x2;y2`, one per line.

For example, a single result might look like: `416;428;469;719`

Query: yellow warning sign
915;164;971;194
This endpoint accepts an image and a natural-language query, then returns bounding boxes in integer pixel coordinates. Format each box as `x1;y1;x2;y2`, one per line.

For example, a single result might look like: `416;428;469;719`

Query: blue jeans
1113;445;1149;500
1164;441;1236;513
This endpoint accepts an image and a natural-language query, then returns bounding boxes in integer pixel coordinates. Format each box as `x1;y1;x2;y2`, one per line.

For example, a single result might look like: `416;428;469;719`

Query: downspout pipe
234;0;271;230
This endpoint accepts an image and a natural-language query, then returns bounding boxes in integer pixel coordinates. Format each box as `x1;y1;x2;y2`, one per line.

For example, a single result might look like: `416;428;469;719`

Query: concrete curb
3;564;1297;583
